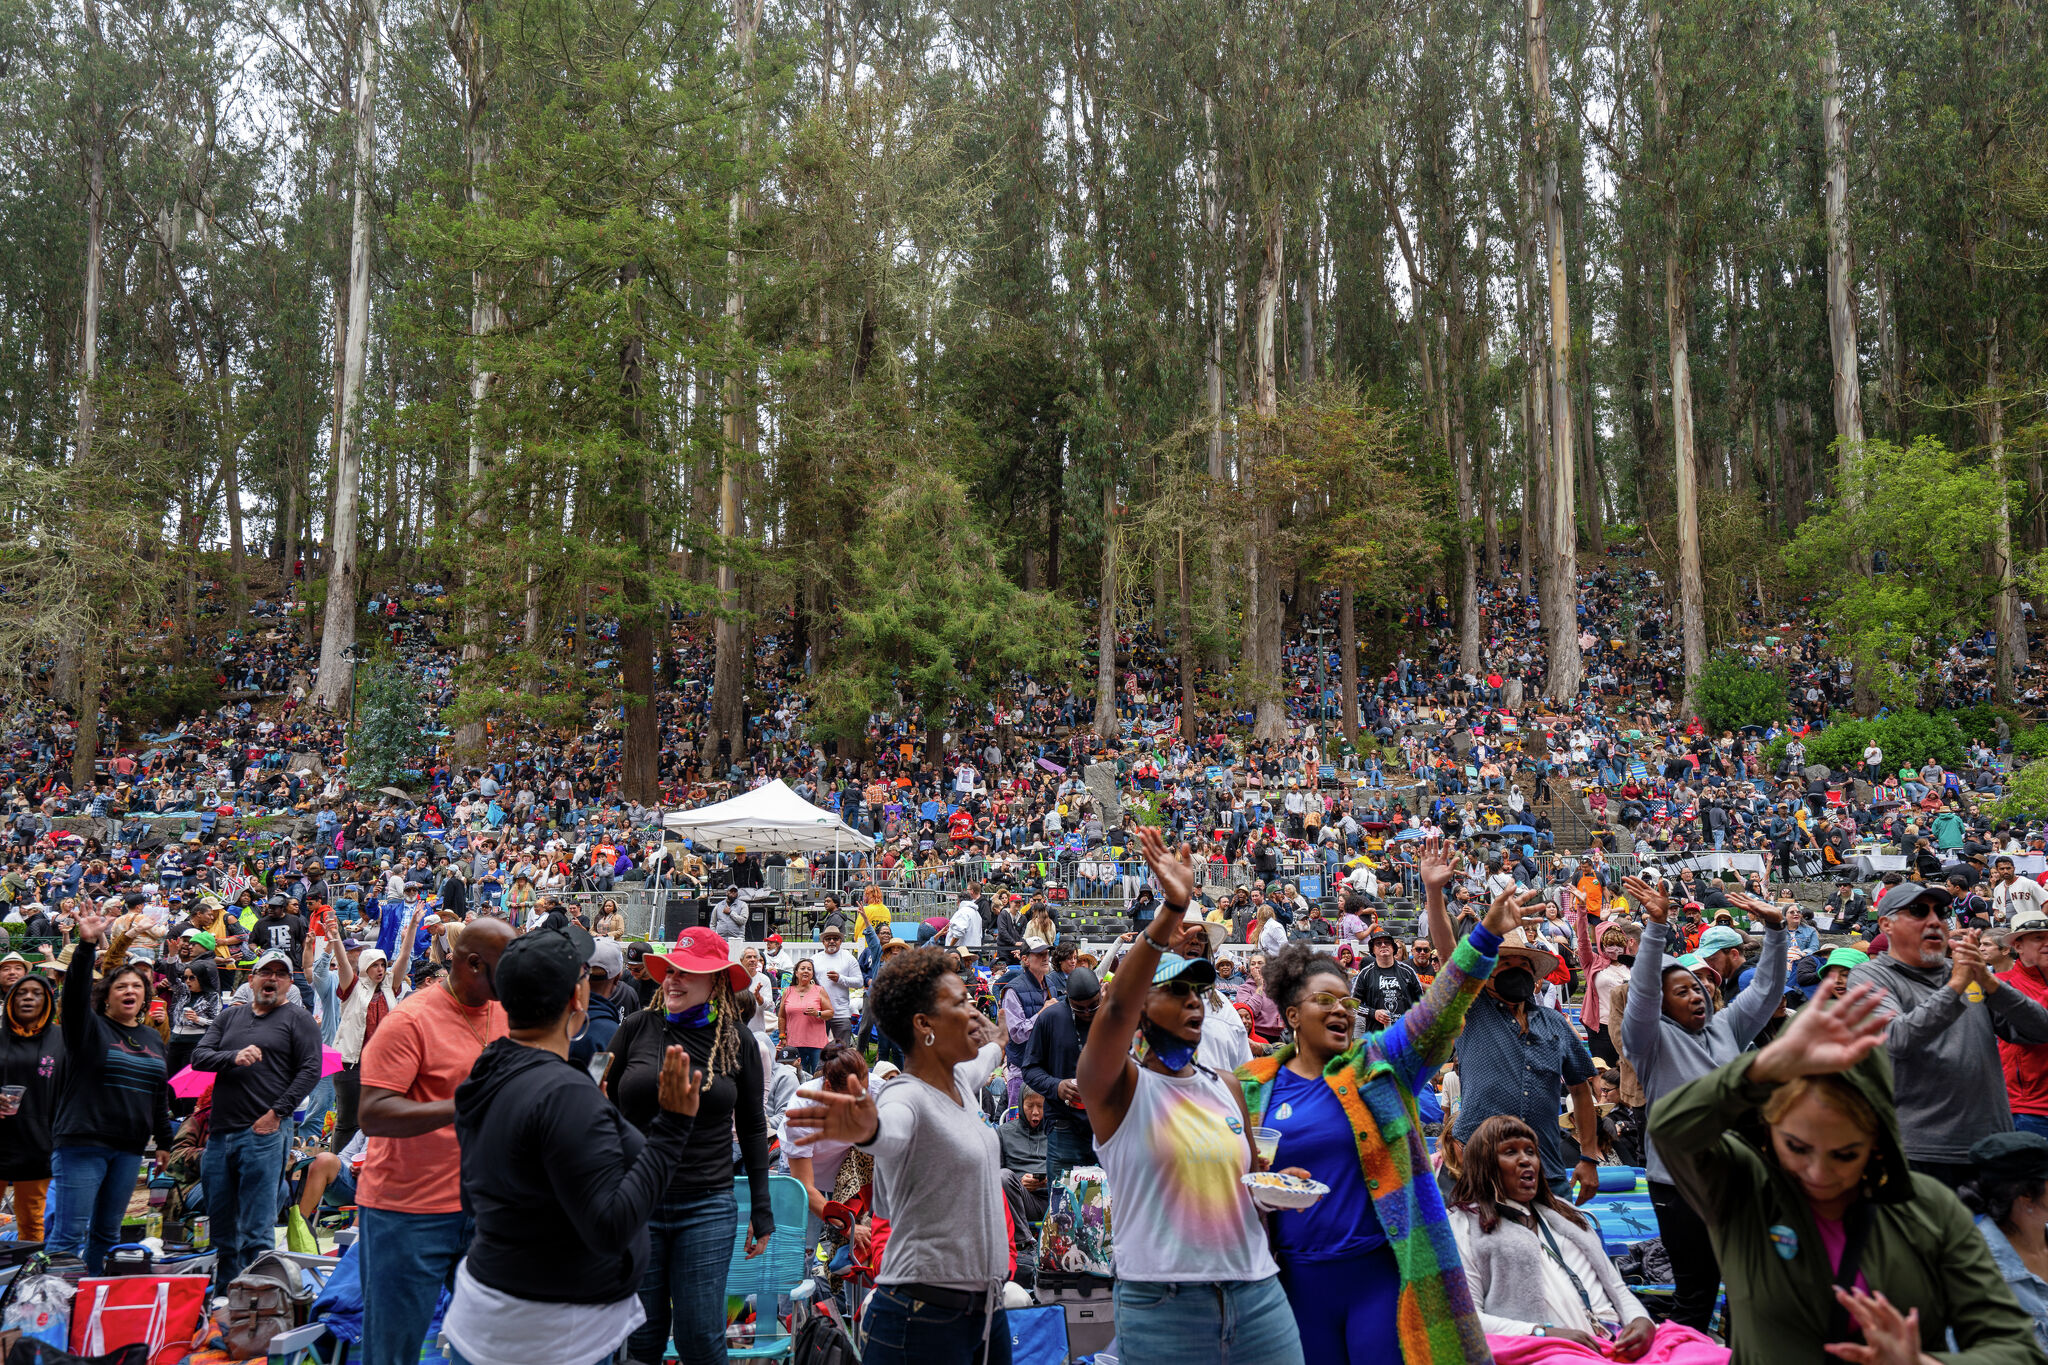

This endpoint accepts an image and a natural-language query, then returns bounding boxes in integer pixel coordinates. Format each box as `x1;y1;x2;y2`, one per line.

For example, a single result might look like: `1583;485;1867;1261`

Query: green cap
1824;947;1869;972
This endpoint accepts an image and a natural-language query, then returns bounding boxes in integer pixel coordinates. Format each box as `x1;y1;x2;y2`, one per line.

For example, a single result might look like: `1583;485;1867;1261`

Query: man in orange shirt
355;918;511;1365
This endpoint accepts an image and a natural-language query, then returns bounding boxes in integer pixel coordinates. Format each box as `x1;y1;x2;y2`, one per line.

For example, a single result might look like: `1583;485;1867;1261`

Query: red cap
647;929;752;990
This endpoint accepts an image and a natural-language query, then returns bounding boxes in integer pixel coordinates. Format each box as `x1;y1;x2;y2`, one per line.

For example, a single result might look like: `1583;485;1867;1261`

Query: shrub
1992;760;2048;821
1772;711;1967;776
2014;727;2048;761
1692;655;1789;733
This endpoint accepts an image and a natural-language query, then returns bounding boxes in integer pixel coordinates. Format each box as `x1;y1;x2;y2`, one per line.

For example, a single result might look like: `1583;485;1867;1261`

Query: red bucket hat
647;929;751;990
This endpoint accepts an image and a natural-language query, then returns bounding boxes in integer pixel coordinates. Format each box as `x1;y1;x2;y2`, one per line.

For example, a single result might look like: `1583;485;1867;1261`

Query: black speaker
664;896;703;939
747;902;773;940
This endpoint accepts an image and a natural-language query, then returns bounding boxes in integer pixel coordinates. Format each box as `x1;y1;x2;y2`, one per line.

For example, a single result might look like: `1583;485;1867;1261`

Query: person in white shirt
810;926;864;1048
1994;856;2048;925
945;896;983;950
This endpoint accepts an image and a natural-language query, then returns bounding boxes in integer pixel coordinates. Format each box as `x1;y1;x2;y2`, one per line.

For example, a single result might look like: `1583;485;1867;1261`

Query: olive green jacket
1651;1049;2046;1365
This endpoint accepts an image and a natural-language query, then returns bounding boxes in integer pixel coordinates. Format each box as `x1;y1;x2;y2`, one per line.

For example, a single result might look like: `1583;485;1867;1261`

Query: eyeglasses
1303;992;1361;1012
1154;979;1200;999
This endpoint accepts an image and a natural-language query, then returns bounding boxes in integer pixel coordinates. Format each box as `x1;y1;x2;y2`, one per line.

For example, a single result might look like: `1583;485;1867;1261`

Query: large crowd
0;544;2043;1364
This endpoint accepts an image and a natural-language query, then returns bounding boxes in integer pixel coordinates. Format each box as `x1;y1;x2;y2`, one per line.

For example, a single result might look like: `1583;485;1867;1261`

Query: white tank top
1095;1061;1280;1283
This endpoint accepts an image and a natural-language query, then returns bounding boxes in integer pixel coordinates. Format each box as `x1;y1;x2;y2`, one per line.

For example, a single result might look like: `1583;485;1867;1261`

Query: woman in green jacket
1651;983;2044;1365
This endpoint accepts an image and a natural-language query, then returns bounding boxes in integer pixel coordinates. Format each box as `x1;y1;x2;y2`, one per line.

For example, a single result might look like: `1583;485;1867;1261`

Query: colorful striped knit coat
1237;925;1500;1365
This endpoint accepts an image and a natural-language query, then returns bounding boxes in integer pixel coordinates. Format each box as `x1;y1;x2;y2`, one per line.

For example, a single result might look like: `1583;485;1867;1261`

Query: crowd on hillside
0;547;2041;1362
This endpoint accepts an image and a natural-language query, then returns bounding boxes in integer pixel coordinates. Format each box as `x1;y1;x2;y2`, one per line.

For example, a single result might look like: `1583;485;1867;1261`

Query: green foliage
1692;654;1788;733
1992;761;2048;822
1784;439;2024;711
109;667;222;731
1766;711;1967;776
811;457;1079;744
349;664;427;791
2014;728;2048;761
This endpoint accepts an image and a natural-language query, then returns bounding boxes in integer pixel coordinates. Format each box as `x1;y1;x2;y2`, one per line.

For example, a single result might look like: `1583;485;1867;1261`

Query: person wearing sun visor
1846;882;2048;1191
1618;873;1790;1335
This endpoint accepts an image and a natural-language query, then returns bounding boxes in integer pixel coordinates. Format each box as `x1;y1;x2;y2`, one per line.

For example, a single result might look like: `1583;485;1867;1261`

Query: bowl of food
1242;1171;1329;1211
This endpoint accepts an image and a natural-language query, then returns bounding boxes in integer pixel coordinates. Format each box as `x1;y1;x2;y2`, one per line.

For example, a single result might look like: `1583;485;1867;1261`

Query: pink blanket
1487;1322;1730;1365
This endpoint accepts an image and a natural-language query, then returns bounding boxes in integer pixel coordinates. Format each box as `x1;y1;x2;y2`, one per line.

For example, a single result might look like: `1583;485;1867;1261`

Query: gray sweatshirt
1845;951;2048;1163
1621;920;1788;1184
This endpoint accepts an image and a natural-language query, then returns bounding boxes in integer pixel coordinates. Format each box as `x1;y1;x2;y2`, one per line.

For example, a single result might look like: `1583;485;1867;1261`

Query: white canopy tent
660;778;865;854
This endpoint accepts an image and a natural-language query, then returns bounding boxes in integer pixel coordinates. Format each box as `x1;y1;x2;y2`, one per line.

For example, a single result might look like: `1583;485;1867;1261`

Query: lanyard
1532;1211;1601;1326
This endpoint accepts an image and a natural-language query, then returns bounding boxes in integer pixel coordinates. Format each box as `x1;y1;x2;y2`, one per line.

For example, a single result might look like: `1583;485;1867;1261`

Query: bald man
355;915;509;1365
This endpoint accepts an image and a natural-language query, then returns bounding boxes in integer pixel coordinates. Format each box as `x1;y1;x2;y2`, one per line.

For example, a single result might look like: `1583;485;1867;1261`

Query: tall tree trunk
312;0;381;711
1094;472;1117;742
1203;95;1228;674
1653;8;1706;713
1249;196;1287;741
618;262;660;804
455;0;499;758
706;0;762;766
1987;318;2026;700
1822;28;1865;459
1527;0;1583;703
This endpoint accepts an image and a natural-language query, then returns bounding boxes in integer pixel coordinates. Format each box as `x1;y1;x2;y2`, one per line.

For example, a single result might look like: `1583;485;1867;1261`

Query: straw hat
1493;927;1562;981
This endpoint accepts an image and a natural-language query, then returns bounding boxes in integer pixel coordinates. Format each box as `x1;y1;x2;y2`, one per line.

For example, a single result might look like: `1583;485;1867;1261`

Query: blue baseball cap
1151;952;1217;989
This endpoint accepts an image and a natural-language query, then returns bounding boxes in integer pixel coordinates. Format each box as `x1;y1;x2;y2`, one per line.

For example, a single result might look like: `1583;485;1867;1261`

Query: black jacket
455;1038;691;1305
1021;998;1089;1132
0;975;62;1179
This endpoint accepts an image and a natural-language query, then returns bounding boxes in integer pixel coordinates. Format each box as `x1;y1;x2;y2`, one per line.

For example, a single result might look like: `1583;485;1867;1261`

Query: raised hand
1752;983;1890;1085
786;1078;880;1145
1416;837;1455;893
1728;892;1784;930
1621;875;1670;924
74;907;109;944
657;1045;702;1117
1136;826;1195;908
1823;1288;1928;1365
1482;887;1545;937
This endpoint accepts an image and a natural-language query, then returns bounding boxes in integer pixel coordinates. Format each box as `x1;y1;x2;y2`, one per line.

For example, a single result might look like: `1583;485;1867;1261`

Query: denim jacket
1978;1215;2048;1355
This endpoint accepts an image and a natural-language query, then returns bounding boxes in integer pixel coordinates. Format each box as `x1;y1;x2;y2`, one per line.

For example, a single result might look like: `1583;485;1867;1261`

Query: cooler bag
67;1275;209;1365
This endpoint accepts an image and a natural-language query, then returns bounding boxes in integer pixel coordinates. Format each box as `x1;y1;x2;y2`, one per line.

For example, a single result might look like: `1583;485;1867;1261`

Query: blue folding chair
725;1174;814;1360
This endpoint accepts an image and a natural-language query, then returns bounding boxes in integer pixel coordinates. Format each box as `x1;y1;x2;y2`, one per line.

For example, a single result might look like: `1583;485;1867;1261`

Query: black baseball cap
494;924;597;1027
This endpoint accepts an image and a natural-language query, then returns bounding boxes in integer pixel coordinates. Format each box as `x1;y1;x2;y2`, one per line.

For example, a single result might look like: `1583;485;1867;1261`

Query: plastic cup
0;1085;23;1117
1250;1126;1281;1163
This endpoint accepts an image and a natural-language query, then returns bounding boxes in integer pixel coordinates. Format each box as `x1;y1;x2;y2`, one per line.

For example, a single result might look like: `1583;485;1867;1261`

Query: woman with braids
1446;1116;1682;1360
604;930;772;1365
1232;844;1533;1365
785;945;1010;1365
1963;1131;2048;1352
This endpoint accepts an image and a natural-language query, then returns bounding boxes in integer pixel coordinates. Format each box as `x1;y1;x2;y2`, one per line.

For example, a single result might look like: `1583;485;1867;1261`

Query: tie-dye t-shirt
1096;1061;1280;1282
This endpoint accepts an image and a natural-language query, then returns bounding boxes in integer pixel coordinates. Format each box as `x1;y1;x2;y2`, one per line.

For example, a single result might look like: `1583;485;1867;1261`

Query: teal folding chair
725;1174;815;1360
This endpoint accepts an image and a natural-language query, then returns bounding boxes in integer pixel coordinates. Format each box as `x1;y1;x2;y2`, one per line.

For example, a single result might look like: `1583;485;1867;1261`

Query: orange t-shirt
356;983;507;1214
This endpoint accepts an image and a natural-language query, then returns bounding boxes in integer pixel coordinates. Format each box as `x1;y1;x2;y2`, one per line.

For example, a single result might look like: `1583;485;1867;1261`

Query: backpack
220;1253;313;1361
790;1310;859;1365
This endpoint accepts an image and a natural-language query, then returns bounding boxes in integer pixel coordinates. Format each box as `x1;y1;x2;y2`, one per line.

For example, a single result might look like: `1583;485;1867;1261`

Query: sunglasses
1303;991;1361;1012
1154;979;1201;999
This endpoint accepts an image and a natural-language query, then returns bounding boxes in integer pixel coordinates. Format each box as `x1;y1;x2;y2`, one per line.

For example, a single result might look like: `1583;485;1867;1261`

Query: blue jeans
1045;1122;1097;1194
861;1286;1010;1365
202;1124;288;1293
1113;1276;1304;1365
630;1186;737;1365
47;1145;144;1274
360;1206;472;1365
2016;1114;2048;1141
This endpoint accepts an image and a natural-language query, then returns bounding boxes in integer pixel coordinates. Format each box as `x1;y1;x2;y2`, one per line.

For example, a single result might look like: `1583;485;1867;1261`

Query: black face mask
1493;967;1536;1003
1613;952;1636;967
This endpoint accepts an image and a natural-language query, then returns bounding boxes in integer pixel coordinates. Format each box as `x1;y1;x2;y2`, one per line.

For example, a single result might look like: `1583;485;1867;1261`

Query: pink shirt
781;983;833;1049
1812;1207;1869;1293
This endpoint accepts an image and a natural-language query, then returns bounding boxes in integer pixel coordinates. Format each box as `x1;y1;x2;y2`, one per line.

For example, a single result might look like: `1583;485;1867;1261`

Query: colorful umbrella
168;1045;345;1100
